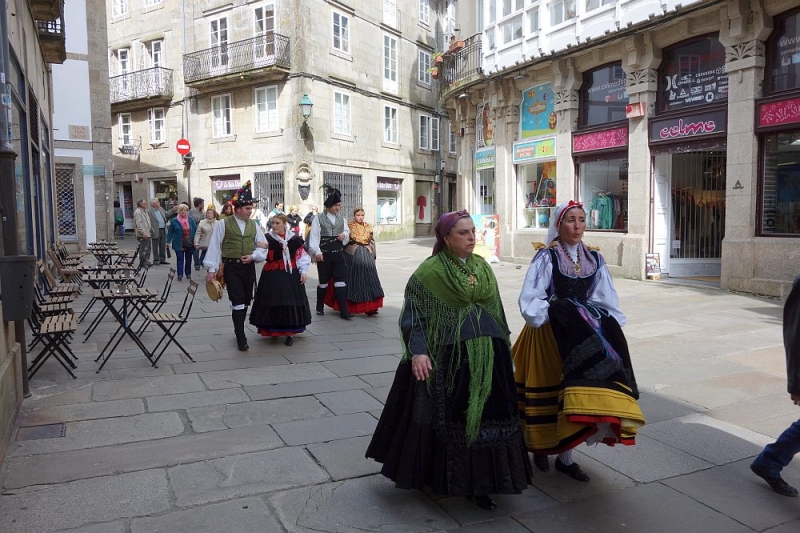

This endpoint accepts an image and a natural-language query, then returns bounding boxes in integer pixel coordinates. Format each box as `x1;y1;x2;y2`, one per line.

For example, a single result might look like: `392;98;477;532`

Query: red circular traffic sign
176;138;191;155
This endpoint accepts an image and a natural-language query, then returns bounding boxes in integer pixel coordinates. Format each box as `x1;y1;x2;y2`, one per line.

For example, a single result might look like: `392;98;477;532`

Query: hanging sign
520;83;556;139
475;147;496;170
176;138;191;155
513;137;556;163
572;126;628;153
758;97;800;129
649;109;727;143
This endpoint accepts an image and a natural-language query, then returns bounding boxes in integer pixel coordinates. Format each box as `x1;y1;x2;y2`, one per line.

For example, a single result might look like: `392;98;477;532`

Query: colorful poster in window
471;213;500;263
771;12;800;92
660;35;728;112
477;103;494;147
521;83;556;139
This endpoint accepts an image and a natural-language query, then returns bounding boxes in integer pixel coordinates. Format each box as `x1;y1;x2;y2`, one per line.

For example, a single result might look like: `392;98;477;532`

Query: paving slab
146;387;250;412
513;482;753;533
321;355;401;377
186;395;331;432
316;389;384;415
446;518;532;532
526;452;637;503
579;433;712;483
17;398;145;426
658;371;787;409
436;485;557;528
284;343;405;364
663;460;800;532
168;447;330;507
706;392;800;438
62;522;127;533
245;376;368;401
171;353;291;373
92;374;207;401
107;365;178;379
307;435;382;480
0;469;170;533
358;371;395;388
24;384;93;407
131;497;280;532
272;412;378;445
270;475;460;532
8;412;185;456
200;362;338;389
1;424;282;488
635;390;699;424
640;413;770;465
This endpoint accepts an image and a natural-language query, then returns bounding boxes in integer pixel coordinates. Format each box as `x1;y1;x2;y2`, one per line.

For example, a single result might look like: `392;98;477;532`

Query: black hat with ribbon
322;184;342;208
232;181;257;207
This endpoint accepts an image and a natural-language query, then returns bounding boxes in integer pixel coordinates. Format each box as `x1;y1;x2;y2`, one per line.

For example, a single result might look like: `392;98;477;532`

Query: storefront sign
572;126;628;153
211;176;241;191
758;97;800;128
649;110;727;143
513;137;556;163
475;147;496;170
68;125;90;140
661;36;728;112
377;178;402;191
471;214;500;264
521;83;556;139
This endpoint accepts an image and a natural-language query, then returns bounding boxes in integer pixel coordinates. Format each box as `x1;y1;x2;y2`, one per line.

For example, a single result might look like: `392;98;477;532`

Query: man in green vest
204;181;267;350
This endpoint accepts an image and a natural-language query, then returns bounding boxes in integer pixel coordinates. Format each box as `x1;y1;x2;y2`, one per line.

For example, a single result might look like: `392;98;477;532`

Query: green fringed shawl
400;249;510;445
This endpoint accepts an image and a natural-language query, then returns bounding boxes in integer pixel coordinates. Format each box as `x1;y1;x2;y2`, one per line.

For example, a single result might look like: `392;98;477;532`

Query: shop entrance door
653;155;672;274
669;150;727;277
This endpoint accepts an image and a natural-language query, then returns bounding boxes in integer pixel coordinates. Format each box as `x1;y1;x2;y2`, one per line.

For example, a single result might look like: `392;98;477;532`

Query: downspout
181;0;191;202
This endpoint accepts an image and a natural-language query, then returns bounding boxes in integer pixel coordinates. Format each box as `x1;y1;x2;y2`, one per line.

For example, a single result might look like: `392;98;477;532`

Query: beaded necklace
560;241;581;273
445;252;478;287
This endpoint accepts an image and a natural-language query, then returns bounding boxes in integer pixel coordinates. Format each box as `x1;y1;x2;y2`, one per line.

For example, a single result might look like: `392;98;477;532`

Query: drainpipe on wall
181;0;191;203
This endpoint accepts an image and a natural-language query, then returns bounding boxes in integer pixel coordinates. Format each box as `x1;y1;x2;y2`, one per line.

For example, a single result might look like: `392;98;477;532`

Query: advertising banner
521;83;556;139
513;137;556;163
475;147;496;170
471;213;500;263
661;36;728;112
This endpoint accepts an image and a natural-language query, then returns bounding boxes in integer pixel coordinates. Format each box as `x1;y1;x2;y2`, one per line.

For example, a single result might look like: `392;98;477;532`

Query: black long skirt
249;267;312;336
366;337;532;497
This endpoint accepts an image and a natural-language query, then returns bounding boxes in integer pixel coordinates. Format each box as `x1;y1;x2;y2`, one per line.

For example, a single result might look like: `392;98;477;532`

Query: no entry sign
176;138;191;155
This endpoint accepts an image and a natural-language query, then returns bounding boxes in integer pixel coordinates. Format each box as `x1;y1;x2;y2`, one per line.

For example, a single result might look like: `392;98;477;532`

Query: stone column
718;0;772;292
490;78;522;259
551;58;580;203
453;97;476;211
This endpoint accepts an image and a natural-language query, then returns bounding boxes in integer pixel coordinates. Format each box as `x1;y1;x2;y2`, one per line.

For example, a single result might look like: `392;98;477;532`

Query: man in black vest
204;181;267;350
308;186;352;320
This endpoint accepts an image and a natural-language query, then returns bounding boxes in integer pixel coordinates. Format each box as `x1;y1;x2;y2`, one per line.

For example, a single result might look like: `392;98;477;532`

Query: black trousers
317;251;347;286
223;261;256;307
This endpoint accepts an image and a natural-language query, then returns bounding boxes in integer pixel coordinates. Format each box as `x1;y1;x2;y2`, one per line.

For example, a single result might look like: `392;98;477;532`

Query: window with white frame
254;4;276;60
112;0;128;17
332;12;350;53
116;48;130;75
211;94;232;137
255;86;278;133
119;113;132;145
334;91;351;135
586;0;614;11
147;40;163;67
528;2;540;32
502;0;524;16
449;127;457;153
383;35;398;93
550;0;575;25
419;0;430;25
384;105;398;144
384;0;397;27
489;0;497;24
144;0;163;6
419;49;432;84
501;15;523;44
419;114;439;150
148;108;165;144
210;17;229;69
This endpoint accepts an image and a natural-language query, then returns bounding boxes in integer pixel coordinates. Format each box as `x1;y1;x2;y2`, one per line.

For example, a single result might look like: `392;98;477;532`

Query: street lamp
299;94;314;121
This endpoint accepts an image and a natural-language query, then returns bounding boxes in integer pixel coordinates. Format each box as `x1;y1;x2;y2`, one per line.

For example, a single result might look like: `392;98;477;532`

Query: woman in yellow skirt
513;200;645;482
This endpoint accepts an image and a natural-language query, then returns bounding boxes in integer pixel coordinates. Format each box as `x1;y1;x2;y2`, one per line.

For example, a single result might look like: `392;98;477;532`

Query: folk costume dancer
204;181;267;351
308;186;353;320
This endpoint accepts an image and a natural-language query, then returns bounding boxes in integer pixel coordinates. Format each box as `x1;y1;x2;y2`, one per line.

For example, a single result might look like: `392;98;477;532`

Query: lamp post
299;94;314;121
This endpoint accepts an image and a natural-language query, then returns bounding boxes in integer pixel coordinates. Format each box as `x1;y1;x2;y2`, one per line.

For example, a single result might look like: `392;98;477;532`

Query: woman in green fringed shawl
366;210;532;511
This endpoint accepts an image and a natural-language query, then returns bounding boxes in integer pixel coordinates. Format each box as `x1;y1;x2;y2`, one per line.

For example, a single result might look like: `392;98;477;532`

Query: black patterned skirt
249;266;312;336
366;338;532;497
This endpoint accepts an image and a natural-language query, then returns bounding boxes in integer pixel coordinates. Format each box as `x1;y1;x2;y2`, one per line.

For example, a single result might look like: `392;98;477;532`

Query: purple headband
433;209;471;255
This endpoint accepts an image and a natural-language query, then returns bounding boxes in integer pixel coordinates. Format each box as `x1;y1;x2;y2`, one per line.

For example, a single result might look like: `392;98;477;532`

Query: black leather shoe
340;313;353;320
751;463;799;497
533;454;550;472
237;338;249;351
316;310;324;316
555;458;590;482
471;495;496;510
285;336;293;346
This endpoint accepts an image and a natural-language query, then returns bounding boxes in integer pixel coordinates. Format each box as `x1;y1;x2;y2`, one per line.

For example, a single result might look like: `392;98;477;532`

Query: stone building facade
443;0;800;297
107;0;455;239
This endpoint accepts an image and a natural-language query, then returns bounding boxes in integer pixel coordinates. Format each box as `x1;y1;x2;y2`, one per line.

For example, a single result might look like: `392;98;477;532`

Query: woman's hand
256;241;268;249
299;273;306;284
411;354;432;381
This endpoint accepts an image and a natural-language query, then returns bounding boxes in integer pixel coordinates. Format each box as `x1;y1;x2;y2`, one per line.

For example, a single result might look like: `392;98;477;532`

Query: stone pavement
2;237;799;532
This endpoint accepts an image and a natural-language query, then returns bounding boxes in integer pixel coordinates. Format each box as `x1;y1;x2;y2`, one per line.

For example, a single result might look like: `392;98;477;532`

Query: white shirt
307;211;350;256
518;248;626;328
203;216;267;273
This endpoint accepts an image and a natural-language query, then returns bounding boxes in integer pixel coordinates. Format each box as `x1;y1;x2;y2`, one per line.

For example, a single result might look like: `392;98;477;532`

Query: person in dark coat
166;204;198;281
751;276;800;497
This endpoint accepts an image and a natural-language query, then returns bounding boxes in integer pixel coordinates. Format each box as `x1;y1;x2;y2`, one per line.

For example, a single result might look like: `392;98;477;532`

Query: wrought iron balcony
183;33;290;88
440;34;484;102
37;14;66;64
110;67;174;110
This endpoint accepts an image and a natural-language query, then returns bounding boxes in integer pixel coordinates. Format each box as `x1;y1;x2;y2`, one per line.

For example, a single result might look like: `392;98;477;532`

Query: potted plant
433;52;444;64
430;67;439;79
448;38;465;53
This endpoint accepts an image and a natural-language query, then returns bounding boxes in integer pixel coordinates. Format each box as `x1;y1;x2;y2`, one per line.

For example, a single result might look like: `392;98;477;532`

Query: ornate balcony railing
440;34;484;100
183;33;290;85
36;13;66;64
110;67;174;105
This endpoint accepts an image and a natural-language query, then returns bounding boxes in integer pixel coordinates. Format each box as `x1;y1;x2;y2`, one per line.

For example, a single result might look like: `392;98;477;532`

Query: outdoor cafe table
78;264;132;273
93;286;159;372
80;270;137;325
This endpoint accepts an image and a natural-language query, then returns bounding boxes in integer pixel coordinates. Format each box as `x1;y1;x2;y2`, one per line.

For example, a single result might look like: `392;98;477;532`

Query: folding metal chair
136;268;176;336
27;296;76;357
47;249;82;284
147;280;199;366
37;261;81;296
27;311;78;379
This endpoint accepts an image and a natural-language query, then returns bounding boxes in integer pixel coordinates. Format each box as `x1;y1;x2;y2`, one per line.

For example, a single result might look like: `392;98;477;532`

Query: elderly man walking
133;199;153;268
147;198;169;265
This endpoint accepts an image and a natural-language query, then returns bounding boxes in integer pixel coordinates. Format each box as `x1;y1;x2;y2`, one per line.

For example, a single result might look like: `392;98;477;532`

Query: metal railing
110;67;174;104
183;33;290;84
440;33;484;97
36;16;64;37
